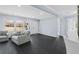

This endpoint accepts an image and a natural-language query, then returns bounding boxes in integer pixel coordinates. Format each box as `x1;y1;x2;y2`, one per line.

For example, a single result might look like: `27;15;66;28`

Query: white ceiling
0;5;53;19
46;5;77;17
0;5;77;19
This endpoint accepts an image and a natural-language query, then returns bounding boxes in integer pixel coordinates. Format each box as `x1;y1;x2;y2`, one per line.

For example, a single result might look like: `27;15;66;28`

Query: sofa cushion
12;36;18;39
0;36;7;39
0;31;7;36
13;31;24;36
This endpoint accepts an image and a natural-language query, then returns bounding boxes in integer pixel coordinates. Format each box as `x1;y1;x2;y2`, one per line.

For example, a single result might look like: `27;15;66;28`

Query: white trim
57;17;61;36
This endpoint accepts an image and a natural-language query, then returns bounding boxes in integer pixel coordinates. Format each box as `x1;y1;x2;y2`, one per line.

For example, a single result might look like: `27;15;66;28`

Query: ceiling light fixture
17;5;21;7
40;12;44;15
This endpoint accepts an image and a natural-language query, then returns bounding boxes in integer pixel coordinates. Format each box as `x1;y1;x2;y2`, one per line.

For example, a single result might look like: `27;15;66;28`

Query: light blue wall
0;15;5;30
39;17;58;37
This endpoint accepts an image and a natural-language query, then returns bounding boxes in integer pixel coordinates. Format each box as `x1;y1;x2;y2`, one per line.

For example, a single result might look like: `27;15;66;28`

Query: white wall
39;15;77;39
0;15;5;30
39;16;58;37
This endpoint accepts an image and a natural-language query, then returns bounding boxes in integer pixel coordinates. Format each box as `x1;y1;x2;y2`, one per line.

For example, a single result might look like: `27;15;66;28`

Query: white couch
0;31;8;42
12;31;30;45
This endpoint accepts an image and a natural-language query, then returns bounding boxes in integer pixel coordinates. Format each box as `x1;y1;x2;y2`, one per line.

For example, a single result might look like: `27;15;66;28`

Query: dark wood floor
0;33;66;54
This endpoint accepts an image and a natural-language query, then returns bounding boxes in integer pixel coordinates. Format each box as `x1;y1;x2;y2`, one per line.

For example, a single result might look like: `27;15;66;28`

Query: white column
57;17;61;36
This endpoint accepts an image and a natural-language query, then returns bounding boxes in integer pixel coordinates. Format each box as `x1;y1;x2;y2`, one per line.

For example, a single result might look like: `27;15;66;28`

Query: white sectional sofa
12;30;30;45
0;31;8;42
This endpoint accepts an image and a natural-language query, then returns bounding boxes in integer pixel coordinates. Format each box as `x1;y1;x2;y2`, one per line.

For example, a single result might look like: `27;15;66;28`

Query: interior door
30;20;39;34
67;16;78;41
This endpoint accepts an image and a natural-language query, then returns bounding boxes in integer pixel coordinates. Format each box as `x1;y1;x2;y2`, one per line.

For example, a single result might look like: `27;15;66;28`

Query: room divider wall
78;6;79;36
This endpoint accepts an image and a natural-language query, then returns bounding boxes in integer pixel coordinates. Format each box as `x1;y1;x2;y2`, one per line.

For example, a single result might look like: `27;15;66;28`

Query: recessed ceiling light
40;12;44;15
17;5;21;7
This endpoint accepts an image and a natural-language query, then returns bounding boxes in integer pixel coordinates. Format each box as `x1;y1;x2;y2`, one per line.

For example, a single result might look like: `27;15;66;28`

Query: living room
0;5;78;54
